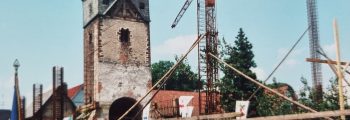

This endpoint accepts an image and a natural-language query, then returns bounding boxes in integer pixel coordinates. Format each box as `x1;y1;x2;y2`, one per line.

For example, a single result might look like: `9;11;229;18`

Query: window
119;28;130;64
139;2;145;9
88;3;93;16
88;33;93;44
119;28;130;43
102;0;109;5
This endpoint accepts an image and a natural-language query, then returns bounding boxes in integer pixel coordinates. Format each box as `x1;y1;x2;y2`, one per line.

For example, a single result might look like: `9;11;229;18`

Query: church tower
82;0;151;119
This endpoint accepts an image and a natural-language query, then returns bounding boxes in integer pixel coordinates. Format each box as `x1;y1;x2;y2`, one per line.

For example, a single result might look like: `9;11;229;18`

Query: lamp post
13;59;22;120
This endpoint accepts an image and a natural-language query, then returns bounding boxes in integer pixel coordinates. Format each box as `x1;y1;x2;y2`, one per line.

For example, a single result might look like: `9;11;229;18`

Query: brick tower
82;0;151;119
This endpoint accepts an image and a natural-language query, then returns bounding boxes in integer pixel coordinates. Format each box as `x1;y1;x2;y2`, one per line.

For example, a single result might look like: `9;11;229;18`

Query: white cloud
275;48;304;69
277;48;303;59
152;34;197;58
251;67;266;80
285;59;298;67
323;43;336;59
152;34;199;71
0;76;14;109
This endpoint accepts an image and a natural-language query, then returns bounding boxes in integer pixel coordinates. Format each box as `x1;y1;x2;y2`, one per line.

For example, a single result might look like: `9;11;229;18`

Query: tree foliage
203;27;350;118
256;76;350;118
256;78;296;116
151;57;199;91
298;77;349;112
219;28;260;116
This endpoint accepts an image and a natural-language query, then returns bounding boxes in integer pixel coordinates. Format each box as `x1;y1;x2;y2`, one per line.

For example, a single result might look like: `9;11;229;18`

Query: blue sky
0;1;349;109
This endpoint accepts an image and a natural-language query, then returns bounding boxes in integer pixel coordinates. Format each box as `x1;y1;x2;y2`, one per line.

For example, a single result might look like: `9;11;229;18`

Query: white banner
179;96;194;118
142;103;151;120
235;101;250;119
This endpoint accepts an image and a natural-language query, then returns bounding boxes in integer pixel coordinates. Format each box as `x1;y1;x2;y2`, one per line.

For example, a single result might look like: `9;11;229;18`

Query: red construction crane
171;0;219;115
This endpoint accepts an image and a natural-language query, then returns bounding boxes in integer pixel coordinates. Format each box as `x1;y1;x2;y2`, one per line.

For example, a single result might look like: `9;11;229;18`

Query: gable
31;95;76;119
104;0;146;21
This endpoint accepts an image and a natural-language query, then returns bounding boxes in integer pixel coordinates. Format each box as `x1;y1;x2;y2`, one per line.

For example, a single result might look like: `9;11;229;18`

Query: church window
119;28;130;43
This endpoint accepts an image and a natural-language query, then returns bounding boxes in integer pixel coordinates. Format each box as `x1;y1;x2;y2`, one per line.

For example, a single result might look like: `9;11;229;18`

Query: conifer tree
220;28;260;116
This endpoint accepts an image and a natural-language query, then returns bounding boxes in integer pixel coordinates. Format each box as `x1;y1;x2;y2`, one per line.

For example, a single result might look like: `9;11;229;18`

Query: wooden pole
333;19;345;120
208;53;332;120
245;110;350;120
306;58;350;86
306;58;350;87
306;58;348;65
118;34;205;120
165;112;242;120
342;62;350;73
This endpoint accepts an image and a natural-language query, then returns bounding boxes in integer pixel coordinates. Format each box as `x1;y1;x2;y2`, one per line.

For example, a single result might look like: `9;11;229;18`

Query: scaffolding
197;0;207;115
307;0;323;102
171;0;219;115
32;83;43;116
197;0;219;114
52;66;64;120
21;96;26;119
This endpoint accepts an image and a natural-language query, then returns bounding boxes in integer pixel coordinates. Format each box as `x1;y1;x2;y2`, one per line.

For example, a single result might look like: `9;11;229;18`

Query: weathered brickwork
97;63;151;117
83;0;151;119
83;19;100;104
99;19;150;66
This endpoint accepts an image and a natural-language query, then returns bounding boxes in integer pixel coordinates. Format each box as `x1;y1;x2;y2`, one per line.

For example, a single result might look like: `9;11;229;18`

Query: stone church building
82;0;151;119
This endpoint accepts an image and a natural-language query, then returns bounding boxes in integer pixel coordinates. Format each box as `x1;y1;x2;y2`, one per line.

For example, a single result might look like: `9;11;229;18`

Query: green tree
151;57;199;91
298;77;349;111
219;28;260;116
256;78;297;116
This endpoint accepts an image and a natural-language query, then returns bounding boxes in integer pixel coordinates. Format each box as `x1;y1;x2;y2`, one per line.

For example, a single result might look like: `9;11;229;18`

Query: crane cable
118;34;205;120
131;65;177;120
247;26;310;101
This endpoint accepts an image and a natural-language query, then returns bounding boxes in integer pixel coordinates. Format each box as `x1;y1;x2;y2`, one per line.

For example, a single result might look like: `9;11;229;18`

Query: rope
209;53;332;120
317;49;350;86
247;27;310;101
131;65;177;120
117;34;205;120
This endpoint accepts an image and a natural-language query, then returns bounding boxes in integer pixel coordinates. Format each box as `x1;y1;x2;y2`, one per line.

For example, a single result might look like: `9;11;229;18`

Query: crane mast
172;0;219;115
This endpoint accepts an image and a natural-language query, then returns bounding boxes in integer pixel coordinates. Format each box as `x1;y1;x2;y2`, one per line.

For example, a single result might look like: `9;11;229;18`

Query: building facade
82;0;151;119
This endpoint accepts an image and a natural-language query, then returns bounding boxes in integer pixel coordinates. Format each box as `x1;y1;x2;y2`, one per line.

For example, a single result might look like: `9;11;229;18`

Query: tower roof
103;0;149;21
83;0;149;27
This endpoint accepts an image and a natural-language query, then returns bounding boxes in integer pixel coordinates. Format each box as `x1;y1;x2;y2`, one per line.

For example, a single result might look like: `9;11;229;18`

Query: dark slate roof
0;109;11;120
25;85;76;119
103;0;150;21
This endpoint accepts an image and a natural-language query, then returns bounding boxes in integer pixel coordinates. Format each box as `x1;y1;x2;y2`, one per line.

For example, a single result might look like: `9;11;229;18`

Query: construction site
2;0;350;120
